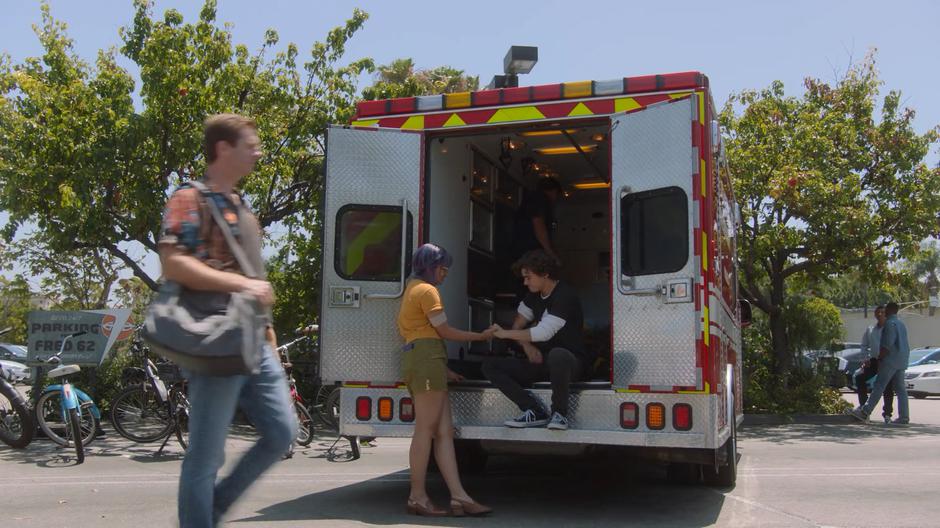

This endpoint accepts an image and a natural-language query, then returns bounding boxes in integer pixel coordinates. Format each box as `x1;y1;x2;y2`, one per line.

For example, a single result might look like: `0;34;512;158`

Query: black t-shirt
511;190;555;259
520;281;587;361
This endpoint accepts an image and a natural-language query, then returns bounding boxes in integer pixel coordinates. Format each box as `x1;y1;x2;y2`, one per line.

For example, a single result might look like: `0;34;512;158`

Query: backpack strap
185;180;259;279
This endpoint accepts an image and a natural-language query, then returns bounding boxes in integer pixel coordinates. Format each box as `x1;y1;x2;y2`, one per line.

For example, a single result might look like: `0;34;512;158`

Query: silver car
0;358;29;383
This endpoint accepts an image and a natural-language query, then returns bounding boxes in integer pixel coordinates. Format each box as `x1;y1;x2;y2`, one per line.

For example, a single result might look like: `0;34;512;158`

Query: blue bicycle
33;331;101;463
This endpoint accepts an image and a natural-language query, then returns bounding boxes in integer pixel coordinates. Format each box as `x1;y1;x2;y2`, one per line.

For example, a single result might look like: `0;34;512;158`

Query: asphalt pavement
1;390;938;527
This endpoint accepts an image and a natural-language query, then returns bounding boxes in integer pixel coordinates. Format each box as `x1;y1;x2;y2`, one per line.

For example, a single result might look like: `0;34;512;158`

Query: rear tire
295;403;315;447
68;407;85;464
35;391;98;447
0;380;34;449
110;385;173;443
704;416;737;487
911;392;928;400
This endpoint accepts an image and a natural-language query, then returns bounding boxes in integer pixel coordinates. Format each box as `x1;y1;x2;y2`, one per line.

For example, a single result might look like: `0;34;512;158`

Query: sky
2;0;939;284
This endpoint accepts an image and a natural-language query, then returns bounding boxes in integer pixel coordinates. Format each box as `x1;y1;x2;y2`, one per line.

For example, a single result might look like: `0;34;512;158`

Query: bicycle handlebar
295;324;319;336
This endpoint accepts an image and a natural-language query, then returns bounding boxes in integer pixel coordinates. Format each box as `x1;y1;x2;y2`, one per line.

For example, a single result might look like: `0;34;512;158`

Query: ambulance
318;70;748;485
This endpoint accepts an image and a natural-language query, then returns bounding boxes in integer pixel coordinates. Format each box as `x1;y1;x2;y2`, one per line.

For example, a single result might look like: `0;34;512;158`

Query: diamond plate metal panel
320;127;421;383
340;387;721;448
610;98;698;389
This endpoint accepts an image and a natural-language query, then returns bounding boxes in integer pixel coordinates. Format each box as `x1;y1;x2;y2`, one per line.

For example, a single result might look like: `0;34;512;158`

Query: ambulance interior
426;121;612;382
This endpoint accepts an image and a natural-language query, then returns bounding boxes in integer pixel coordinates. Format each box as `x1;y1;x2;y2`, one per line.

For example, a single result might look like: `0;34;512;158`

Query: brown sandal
406;498;448;517
450;498;493;517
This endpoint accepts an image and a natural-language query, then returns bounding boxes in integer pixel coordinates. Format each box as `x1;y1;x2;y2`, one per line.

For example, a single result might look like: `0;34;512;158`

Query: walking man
160;114;297;527
853;305;895;423
849;302;910;425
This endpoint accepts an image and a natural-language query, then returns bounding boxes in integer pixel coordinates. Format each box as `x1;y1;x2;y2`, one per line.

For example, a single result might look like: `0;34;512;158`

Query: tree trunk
768;270;789;379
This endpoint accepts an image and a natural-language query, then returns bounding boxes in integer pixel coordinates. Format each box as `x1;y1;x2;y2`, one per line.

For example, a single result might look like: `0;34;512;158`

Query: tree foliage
361;58;478;100
0;0;372;300
720;52;940;375
0;276;32;343
0;0;376;338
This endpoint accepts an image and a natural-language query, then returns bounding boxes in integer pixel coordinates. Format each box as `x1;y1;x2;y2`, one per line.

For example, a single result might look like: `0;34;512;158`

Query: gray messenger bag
142;181;266;377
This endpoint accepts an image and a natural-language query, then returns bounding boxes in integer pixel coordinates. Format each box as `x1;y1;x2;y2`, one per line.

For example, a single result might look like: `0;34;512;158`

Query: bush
743;306;851;415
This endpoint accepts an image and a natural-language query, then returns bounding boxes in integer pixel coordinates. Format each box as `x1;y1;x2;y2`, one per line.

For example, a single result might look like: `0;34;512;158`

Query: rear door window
620;186;689;276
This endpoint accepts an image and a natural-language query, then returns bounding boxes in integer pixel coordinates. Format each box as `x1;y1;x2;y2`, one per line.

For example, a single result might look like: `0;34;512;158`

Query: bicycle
277;331;316;448
109;331;190;454
0;327;34;449
33;331;102;464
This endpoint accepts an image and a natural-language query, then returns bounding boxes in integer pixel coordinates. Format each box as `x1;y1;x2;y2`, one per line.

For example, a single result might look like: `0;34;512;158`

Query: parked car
905;362;940;399
836;348;868;390
0;343;27;361
0;358;29;383
908;347;940;368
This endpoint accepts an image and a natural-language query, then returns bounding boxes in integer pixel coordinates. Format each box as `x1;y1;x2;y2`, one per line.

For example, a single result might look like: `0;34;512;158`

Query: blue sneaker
504;409;549;428
546;412;569;431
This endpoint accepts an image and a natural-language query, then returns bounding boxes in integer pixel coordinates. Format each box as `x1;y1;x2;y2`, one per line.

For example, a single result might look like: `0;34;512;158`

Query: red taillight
400;398;415;422
620;402;639;429
377;397;394;422
355;397;372;421
673;403;693;431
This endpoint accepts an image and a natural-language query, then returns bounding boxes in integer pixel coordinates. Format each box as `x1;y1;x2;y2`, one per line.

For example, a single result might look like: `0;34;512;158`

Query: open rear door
610;97;700;390
320;126;422;384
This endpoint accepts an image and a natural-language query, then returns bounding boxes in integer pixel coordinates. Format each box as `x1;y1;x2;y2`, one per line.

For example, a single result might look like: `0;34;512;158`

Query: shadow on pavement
740;421;940;445
235;455;726;527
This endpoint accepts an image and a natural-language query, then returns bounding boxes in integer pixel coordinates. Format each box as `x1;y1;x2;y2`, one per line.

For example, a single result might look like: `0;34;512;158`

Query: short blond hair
203;113;257;163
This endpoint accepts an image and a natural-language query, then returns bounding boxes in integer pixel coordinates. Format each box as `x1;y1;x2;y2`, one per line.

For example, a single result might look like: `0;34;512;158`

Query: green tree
909;240;940;315
720;52;940;376
0;0;372;317
361;57;479;100
0;276;33;342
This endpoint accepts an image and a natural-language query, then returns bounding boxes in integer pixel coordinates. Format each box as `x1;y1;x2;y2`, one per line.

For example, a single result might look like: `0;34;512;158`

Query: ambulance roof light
487;46;539;89
504;45;538;75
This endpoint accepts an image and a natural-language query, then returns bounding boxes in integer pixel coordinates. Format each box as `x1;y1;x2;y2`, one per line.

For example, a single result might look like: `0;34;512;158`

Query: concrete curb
742;413;856;426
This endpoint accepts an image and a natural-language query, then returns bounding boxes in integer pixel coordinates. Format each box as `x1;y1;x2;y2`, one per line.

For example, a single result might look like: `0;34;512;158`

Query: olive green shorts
402;338;448;395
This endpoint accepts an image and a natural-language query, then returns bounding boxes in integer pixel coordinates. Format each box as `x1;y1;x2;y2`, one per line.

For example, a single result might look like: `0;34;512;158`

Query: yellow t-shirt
398;279;444;343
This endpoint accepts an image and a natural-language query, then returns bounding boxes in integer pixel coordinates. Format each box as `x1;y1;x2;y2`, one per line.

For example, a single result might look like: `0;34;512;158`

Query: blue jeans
860;361;909;421
178;348;297;528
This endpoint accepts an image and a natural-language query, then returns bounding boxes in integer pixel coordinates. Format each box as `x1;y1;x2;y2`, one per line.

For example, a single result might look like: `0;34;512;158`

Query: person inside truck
511;172;563;265
397;243;494;517
482;249;590;431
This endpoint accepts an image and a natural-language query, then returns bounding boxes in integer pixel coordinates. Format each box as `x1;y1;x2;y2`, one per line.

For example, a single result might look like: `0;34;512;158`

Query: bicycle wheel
110;385;172;443
68;407;84;464
295;402;314;447
174;393;190;450
319;387;340;430
35;391;98;447
0;380;34;448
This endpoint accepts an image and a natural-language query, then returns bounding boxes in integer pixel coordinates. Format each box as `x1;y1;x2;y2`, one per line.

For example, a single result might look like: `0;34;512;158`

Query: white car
905;362;940;399
0;358;30;383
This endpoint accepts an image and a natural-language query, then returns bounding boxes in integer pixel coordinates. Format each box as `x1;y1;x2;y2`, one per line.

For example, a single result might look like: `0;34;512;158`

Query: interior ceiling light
535;144;598;155
592;133;606;142
572;181;610;190
519;129;577;137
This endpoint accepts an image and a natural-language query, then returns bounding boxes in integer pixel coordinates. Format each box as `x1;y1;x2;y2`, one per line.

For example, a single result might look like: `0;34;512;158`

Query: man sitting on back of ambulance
482;250;589;431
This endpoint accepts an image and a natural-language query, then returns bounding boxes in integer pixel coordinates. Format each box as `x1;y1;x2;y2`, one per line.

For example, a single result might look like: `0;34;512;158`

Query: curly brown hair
512;249;560;279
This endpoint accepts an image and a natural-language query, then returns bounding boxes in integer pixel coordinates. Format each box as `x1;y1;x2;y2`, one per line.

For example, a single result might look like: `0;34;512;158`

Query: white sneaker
504;409;550;428
546;412;569;431
846;407;869;422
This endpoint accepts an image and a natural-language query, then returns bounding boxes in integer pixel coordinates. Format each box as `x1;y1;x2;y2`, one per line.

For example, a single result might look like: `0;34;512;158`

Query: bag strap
187;180;259;279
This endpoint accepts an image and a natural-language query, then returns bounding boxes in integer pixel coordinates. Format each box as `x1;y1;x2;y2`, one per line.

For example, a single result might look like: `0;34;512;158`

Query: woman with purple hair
397;243;493;517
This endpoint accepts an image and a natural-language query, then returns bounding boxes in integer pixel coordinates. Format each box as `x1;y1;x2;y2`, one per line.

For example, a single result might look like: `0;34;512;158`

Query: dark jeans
855;358;895;417
482;347;583;416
